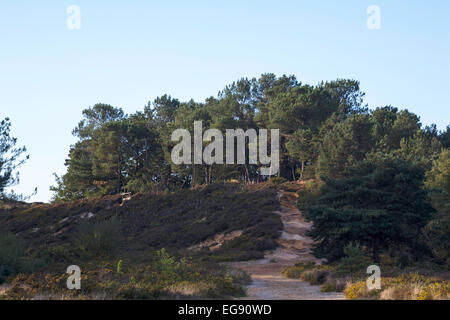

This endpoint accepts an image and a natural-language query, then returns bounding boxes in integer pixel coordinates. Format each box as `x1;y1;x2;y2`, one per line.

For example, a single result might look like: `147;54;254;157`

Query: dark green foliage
0;118;29;200
337;243;367;279
53;75;442;196
303;154;435;262
422;149;450;266
439;126;450;149
72;103;125;139
422;218;450;266
317;114;374;178
75;216;121;257
425;149;450;194
286;128;314;179
0;233;26;283
399;127;441;167
51;75;372;199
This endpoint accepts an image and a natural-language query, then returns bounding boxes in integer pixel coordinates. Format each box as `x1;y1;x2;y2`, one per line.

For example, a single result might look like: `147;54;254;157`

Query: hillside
1;181;449;300
0;183;282;299
1;73;449;300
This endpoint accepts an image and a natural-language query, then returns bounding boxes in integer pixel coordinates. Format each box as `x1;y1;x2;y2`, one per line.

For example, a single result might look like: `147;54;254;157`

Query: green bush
0;233;26;283
283;262;334;286
337;242;367;279
75;216;121;257
396;251;412;269
422;217;450;265
155;248;182;281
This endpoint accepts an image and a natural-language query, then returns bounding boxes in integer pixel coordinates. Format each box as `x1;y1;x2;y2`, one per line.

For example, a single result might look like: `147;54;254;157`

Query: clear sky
0;0;449;202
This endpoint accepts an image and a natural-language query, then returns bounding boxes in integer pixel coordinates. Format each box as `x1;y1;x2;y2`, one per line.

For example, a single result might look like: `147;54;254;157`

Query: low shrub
321;278;346;293
422;216;450;265
0;233;26;283
283;262;333;286
282;262;317;279
337;242;368;279
75;216;121;257
301;269;329;285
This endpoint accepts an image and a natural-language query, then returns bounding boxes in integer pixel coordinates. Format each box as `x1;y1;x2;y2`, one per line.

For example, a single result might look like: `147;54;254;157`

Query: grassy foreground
282;261;449;300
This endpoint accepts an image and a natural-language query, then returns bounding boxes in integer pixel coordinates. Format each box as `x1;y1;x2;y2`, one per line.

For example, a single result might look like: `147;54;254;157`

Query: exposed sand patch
189;230;244;252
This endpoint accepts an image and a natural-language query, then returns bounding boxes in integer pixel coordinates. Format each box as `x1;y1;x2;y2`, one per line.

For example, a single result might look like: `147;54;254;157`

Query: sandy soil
231;191;345;300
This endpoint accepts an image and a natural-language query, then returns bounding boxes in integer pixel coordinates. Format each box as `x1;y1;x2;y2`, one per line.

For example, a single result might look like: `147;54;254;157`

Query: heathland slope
0;183;283;299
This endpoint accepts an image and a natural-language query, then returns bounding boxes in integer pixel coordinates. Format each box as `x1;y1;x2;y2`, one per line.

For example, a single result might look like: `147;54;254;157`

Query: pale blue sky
0;1;449;202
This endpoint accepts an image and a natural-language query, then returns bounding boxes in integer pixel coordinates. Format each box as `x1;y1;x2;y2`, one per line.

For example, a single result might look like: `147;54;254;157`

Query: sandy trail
231;191;345;300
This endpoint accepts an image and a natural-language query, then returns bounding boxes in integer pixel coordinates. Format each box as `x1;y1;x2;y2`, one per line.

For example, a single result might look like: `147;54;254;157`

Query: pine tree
0;118;29;200
304;153;434;262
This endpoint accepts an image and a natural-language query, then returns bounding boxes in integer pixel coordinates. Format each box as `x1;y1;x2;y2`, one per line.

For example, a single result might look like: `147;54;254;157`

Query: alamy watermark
367;265;381;290
171;121;280;176
66;265;81;290
65;5;380;31
67;5;81;30
367;5;381;30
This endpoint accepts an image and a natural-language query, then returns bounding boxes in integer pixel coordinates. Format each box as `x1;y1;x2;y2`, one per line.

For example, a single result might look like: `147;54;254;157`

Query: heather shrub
321;277;346;292
0;233;26;283
281;262;317;278
337;242;367;279
75;216;121;257
300;269;329;285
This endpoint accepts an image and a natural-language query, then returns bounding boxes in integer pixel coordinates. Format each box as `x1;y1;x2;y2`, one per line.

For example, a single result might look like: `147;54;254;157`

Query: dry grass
344;273;450;300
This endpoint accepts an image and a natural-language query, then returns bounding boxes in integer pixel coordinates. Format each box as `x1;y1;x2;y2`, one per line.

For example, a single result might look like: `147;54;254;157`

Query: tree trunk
117;150;122;194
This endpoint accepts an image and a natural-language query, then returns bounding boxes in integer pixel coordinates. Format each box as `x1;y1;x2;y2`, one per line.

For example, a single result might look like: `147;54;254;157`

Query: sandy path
231;191;345;300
